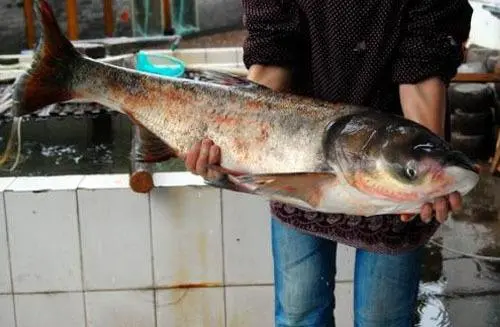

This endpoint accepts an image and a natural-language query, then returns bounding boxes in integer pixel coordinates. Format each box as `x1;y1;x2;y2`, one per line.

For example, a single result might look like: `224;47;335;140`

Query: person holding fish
9;1;477;327
184;0;474;326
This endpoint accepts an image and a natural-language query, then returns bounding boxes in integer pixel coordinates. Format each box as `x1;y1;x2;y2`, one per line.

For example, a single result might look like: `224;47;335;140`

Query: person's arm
247;64;293;92
394;0;473;223
400;77;446;137
242;0;302;90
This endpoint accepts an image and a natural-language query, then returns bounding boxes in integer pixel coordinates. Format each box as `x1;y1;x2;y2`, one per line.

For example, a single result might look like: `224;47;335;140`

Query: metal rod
103;0;114;37
23;0;36;48
66;0;79;40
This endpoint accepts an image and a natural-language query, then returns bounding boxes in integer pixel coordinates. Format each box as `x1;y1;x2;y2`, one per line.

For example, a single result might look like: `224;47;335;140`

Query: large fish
11;0;479;217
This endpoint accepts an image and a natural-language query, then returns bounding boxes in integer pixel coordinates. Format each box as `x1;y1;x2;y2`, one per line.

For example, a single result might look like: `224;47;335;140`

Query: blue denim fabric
271;217;422;327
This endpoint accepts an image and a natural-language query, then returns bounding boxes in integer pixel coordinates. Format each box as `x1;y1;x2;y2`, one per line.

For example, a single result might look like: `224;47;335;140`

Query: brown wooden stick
452;73;500;83
129;125;155;193
23;0;35;49
103;0;114;37
66;0;79;40
162;0;173;34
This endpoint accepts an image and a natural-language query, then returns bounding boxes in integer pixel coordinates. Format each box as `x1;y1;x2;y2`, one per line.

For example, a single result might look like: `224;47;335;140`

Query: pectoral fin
204;164;337;208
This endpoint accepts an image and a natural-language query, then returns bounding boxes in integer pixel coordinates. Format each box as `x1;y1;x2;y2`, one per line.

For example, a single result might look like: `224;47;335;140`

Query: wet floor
0;112;499;326
417;167;500;326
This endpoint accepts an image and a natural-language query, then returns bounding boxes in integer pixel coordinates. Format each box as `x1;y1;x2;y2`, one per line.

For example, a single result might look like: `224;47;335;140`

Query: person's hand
400;191;462;224
181;138;221;180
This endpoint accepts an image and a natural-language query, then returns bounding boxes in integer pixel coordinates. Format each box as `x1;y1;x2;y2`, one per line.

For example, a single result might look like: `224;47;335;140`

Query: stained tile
85;290;155;327
5;190;82;292
156;287;225;327
222;191;274;285
225;286;274;327
0;191;11;293
78;188;152;290
150;186;223;286
15;293;85;327
0;295;15;327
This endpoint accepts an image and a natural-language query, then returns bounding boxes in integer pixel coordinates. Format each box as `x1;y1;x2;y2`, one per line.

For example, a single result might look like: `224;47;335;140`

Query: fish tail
12;0;83;117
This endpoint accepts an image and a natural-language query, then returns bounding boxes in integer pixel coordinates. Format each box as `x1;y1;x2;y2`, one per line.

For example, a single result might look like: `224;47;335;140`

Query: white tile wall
5;190;82;293
78;188;153;290
334;282;354;327
236;48;244;67
150;186;223;287
222;191;274;285
15;292;85;327
0;295;15;327
336;245;355;281
156;287;225;327
0;191;11;293
85;290;155;327
206;48;239;64
225;286;274;327
6;175;83;192
0;170;357;326
172;49;207;64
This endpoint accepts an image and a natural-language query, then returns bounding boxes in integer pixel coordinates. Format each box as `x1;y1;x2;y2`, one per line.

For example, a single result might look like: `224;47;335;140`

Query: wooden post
162;0;174;34
66;0;79;40
103;0;114;37
129;125;155;194
452;73;500;83
23;0;36;48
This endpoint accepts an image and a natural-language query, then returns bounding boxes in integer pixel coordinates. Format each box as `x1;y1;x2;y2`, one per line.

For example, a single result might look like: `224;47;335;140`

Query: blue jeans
271;218;422;327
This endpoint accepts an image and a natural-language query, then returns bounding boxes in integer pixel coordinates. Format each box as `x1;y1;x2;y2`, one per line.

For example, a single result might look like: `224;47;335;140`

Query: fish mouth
441;150;480;196
443;150;479;174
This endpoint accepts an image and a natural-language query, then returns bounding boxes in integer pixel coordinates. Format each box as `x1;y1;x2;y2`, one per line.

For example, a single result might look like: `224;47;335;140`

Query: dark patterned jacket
241;0;473;253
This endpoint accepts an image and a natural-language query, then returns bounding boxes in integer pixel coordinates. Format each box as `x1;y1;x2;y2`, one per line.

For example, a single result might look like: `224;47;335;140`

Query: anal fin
204;164;337;208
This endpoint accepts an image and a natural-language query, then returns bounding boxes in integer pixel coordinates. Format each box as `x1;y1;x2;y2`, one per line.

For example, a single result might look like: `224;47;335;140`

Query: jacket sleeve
391;0;473;85
242;0;302;69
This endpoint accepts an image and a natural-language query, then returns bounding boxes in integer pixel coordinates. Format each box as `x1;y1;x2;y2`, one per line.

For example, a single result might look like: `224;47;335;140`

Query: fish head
324;112;480;209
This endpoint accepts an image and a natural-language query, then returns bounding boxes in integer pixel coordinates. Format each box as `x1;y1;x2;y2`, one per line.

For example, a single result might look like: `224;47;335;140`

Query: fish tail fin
12;0;83;117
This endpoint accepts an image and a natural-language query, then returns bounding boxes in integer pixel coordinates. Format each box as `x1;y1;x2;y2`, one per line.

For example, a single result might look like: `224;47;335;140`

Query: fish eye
405;160;418;180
